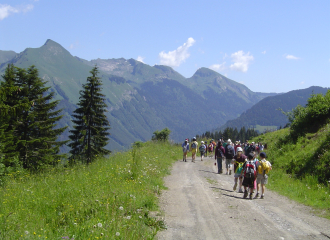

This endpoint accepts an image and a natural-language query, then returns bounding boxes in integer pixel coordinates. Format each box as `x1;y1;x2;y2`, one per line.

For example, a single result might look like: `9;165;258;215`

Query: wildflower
116;232;120;236
119;206;123;210
24;231;29;235
97;223;102;227
101;233;104;236
139;216;142;219
126;216;131;220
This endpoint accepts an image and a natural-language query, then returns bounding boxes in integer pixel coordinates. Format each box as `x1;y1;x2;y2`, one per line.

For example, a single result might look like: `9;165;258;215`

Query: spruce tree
69;66;110;164
0;64;67;169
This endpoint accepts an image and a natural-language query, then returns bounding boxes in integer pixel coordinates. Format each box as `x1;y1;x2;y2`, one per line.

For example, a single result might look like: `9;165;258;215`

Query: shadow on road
210;187;243;199
198;169;218;174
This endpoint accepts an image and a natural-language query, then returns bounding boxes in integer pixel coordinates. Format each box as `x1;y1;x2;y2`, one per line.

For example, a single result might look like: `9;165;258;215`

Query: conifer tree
68;66;110;164
0;64;67;169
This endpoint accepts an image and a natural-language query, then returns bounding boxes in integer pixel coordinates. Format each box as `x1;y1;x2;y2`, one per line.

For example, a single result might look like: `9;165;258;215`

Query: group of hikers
181;137;272;199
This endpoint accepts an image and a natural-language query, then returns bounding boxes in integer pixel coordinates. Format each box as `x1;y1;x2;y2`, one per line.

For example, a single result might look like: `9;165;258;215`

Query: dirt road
156;156;330;240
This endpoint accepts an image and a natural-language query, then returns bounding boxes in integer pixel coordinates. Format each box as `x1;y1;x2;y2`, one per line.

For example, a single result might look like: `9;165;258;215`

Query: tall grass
253;127;330;219
0;141;181;239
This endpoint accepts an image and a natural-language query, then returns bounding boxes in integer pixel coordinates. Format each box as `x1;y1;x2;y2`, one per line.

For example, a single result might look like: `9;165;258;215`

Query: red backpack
244;161;256;179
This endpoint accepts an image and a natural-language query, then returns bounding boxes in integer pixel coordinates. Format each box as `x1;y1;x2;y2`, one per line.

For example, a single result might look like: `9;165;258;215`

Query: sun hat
227;139;232;143
201;141;204;144
236;147;243;152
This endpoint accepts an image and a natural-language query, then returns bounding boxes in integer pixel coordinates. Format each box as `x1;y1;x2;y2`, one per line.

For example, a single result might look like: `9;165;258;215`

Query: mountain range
218;86;329;132
2;39;324;152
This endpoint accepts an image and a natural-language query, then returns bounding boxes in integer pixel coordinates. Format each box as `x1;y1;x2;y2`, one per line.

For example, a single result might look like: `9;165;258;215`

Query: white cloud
300;81;305;85
0;4;34;20
209;62;226;72
137;56;144;63
159;37;195;67
286;54;299;60
229;51;254;72
261;50;266;54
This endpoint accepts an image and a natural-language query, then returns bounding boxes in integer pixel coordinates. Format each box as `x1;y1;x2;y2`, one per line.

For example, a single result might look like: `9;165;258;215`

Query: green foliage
152;128;171;141
252;124;330;216
68;66;110;163
199;126;258;142
219;86;329;133
0;64;67;170
289;90;330;139
0;141;182;239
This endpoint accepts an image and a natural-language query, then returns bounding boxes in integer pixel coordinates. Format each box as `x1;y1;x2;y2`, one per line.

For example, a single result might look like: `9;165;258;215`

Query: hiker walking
232;147;246;193
182;139;189;162
241;153;257;200
204;141;208;157
199;141;206;161
224;139;235;175
207;141;214;158
214;140;225;174
191;137;198;162
255;152;272;199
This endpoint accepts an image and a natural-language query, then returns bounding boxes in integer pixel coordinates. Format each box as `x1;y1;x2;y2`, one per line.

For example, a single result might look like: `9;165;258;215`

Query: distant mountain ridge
218;86;330;132
0;39;277;152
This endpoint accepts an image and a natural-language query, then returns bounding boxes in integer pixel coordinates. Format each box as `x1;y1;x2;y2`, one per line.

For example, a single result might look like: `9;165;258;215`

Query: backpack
199;145;205;153
191;142;197;149
258;160;271;175
249;145;256;152
208;143;213;152
235;161;244;174
244;161;256;179
217;147;223;158
225;145;234;159
183;143;188;152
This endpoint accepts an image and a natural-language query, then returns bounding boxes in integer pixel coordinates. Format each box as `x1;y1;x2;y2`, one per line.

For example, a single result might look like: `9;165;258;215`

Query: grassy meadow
0;141;181;239
252;125;330;219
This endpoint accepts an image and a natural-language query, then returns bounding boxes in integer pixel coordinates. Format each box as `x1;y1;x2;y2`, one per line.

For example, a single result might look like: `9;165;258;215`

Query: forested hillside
218;86;329;132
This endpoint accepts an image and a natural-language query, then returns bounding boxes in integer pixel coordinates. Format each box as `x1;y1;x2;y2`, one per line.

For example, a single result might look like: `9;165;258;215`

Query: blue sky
0;0;329;93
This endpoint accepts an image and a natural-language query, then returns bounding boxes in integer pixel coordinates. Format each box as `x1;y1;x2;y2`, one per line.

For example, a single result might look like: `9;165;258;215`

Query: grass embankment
0;141;181;239
253;125;330;219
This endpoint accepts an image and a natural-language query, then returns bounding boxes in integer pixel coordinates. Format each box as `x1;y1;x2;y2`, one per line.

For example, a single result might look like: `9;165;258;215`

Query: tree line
0;64;110;172
197;126;259;142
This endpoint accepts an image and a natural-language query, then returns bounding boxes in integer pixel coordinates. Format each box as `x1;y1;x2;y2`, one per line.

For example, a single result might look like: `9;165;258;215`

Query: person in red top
234;141;241;153
214;140;225;174
232;147;247;193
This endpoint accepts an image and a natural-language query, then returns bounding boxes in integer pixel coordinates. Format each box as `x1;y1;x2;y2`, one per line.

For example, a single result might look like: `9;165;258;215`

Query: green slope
0;50;17;65
219;86;329;132
0;39;278;152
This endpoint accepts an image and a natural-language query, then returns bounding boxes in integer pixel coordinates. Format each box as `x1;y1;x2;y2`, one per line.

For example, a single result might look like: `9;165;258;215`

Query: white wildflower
116;232;120;236
119;206;124;210
97;223;102;227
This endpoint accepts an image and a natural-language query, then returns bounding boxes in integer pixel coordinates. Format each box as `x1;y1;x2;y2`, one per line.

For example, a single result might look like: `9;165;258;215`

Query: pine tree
0;64;67;169
69;66;110;164
0;64;26;165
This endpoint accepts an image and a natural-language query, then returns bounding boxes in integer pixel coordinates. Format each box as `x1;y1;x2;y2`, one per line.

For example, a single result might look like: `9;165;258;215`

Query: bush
152;128;171;141
289;90;330;139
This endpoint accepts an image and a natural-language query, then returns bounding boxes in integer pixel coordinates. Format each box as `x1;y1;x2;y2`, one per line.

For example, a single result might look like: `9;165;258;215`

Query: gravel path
156;156;330;240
